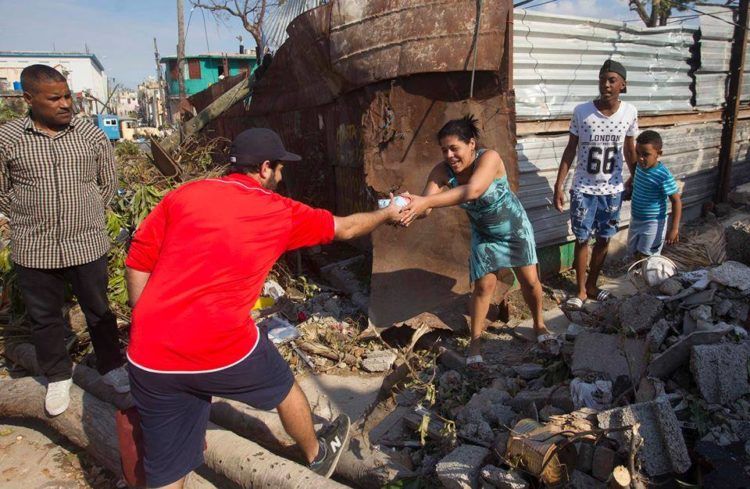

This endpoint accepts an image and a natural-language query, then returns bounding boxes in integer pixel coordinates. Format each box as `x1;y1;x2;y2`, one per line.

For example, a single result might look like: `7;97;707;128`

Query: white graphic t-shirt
570;101;638;195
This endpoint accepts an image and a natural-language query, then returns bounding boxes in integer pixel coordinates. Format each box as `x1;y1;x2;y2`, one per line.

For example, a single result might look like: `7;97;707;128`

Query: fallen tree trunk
0;376;216;488
211;397;414;488
3;343;351;488
5;342;133;410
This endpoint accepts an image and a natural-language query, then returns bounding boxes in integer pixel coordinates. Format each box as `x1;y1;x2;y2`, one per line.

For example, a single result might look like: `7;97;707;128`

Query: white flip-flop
564;296;585;309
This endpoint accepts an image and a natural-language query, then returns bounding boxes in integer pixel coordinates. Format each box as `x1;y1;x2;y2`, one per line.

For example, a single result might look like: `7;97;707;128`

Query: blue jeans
569;190;623;242
628;218;668;256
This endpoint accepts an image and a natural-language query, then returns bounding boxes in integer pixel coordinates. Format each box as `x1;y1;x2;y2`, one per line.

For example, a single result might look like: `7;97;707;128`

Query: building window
188;59;201;80
104;119;117;127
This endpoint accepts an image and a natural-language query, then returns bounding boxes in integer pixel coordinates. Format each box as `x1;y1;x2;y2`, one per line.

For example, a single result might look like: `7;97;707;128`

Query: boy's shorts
569;190;623;242
627;218;668;256
128;329;295;487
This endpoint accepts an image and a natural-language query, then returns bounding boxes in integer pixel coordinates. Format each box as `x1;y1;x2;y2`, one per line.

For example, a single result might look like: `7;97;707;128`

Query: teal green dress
447;149;538;283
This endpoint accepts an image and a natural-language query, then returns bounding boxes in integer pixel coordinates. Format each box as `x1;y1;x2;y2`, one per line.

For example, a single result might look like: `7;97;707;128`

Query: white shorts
627;218;668;256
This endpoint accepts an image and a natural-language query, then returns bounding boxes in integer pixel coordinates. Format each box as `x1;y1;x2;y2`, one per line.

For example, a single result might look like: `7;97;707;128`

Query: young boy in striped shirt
627;130;682;257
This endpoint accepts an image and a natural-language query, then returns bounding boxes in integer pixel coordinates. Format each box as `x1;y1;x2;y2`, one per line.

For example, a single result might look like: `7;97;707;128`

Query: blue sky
1;0;636;89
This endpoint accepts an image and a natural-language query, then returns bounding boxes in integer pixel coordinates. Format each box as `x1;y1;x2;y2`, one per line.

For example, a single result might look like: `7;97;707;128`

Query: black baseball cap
600;59;627;81
600;59;627;93
229;128;301;166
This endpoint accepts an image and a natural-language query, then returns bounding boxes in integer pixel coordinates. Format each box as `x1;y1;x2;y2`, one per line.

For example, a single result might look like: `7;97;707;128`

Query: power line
516;0;560;10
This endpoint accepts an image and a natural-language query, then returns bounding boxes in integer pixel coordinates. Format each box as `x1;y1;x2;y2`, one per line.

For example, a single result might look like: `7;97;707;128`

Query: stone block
690;343;750;404
725;220;750;266
479;465;529;489
569;470;606;489
618;294;665;333
690;304;713;322
591;445;617;481
647;324;733;378
647;319;671;353
576;441;595;473
571;331;648;382
512;363;544;380
709;261;750;292
435;444;490;489
508;387;574;413
597;399;690;476
659;278;683;296
362;349;397;372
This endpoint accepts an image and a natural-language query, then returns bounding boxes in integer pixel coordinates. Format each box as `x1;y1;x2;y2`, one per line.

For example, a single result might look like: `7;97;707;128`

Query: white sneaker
45;378;73;416
102;366;130;394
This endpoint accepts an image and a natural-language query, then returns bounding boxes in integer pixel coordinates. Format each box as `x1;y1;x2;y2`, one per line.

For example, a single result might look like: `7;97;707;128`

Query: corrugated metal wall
513;9;696;119
262;0;328;52
516;121;735;246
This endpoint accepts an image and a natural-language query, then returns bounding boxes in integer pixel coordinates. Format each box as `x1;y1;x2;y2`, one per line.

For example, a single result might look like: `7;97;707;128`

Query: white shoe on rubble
102;366;130;394
45;378;73;416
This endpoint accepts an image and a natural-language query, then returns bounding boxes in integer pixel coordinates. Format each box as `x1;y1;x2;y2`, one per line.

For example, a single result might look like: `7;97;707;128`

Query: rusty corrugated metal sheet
249;0;511;116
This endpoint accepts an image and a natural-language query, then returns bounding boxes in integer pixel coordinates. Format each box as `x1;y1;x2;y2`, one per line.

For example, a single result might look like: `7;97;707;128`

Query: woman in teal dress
400;115;554;367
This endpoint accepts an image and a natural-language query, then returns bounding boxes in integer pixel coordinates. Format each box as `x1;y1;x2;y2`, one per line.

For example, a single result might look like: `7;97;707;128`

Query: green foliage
0;100;22;124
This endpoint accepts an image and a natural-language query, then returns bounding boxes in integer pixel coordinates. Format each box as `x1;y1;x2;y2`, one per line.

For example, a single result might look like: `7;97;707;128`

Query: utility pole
716;0;749;203
176;0;187;104
153;38;171;127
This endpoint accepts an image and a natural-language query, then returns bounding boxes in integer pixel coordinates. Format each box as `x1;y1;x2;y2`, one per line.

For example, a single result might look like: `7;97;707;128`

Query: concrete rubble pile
362;259;750;488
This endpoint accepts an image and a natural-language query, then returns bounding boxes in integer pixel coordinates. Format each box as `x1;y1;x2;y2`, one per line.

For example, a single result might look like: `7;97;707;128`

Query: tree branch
629;0;651;26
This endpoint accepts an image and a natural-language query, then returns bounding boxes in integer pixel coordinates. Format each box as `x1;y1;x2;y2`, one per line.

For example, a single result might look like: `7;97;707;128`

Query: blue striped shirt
631;162;679;221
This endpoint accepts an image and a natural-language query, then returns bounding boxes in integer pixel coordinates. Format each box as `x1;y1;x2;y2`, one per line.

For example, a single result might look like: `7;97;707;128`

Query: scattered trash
570;378;613;410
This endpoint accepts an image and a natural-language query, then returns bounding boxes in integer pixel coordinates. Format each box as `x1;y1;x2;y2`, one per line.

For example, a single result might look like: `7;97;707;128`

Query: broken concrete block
591;445;617;481
362;349;397;372
690;343;750;404
680;288;716;308
477;421;495;443
508;387;574;413
647;319;671;353
576;441;595;473
439;370;463;393
569;470;606;489
725;220;750;266
682;314;697;335
512;363;544;380
493;431;510;457
659;278;684;296
479;465;529;489
709;261;750;292
435;444;490;489
728;184;750;206
488;404;518;428
618;293;665;333
690;304;714;322
647;324;733;378
597;399;690;476
715;299;733;317
571;331;648;382
565;323;586;341
635;377;666;403
729;420;750;441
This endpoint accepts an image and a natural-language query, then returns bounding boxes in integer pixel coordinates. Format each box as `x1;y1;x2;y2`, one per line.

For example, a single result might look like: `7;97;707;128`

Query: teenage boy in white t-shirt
553;60;638;308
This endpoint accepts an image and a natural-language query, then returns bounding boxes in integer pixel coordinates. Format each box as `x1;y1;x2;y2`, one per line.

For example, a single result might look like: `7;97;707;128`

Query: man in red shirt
125;128;402;488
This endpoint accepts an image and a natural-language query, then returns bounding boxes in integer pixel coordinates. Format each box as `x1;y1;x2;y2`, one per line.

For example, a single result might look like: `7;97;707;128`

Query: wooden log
210;397;414;488
0;377;216;488
203;423;350;489
1;344;349;489
4;342;134;410
607;465;632;489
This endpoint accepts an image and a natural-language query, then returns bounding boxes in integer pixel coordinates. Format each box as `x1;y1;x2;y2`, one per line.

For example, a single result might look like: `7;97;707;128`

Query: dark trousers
15;255;124;381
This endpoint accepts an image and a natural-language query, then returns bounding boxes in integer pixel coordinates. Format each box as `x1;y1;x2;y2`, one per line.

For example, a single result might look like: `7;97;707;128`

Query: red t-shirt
125;174;335;372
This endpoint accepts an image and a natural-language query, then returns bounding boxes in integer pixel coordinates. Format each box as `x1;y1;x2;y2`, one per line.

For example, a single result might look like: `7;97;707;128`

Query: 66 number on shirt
587;146;617;174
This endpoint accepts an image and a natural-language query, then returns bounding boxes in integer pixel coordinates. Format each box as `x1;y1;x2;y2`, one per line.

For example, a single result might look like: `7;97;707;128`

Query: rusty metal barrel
506;419;577;487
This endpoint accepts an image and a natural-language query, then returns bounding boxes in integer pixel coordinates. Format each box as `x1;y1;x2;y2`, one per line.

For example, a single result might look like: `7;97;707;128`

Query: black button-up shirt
0;116;117;269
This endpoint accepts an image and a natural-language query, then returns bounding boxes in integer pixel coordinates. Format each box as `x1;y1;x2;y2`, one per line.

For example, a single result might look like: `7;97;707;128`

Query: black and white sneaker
309;414;350;478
